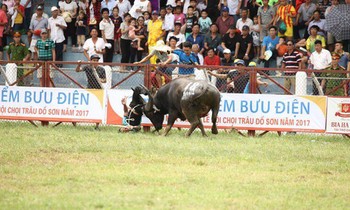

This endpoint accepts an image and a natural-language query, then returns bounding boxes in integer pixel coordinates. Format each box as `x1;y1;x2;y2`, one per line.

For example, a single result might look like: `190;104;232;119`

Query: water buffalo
141;78;221;137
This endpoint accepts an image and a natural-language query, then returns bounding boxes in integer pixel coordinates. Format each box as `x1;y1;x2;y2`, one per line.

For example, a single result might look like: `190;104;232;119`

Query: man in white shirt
310;39;332;95
236;7;253;32
116;0;131;19
166;22;186;47
48;6;67;65
100;8;115;63
83;28;106;63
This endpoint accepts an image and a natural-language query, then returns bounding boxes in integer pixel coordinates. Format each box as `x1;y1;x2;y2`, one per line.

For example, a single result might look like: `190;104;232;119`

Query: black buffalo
140;78;221;137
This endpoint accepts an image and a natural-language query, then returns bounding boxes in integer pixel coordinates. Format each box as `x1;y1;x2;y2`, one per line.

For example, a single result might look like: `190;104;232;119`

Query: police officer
7;31;30;62
6;31;31;86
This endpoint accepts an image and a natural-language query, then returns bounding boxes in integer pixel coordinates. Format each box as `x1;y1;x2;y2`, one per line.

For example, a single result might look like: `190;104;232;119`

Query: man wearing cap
48;6;67;66
29;5;48;59
215;48;235;91
237;25;254;65
219;0;242;21
218;25;240;57
7;32;30;62
76;54;106;89
134;41;178;86
7;31;30;86
75;54;106;130
208;59;249;93
320;53;347;96
148;10;166;64
215;6;235;36
35;29;55;87
243;61;268;93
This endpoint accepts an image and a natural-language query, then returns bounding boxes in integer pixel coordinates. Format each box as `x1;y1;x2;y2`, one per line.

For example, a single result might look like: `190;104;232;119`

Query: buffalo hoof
212;128;218;135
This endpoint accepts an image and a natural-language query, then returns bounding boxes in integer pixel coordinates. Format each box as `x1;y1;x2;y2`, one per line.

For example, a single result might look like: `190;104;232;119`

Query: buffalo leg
211;108;219;134
163;113;178;136
186;120;200;137
198;119;207;137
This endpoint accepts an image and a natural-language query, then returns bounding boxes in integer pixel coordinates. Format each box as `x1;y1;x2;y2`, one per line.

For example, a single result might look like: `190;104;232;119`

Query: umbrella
326;4;350;41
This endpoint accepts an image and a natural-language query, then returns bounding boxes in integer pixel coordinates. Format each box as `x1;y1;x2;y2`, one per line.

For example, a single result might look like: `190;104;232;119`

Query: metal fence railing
1;60;348;96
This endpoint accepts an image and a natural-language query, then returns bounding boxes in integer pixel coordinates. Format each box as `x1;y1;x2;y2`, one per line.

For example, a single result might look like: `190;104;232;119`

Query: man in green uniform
321;53;347;96
6;31;31;86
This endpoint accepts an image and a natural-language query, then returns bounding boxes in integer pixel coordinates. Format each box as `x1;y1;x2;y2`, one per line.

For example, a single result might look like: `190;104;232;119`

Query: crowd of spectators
0;0;349;95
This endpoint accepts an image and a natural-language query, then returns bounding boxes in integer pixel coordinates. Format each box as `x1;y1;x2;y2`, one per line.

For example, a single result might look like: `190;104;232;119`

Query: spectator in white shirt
48;6;67;65
236;7;253;32
83;28;106;62
166;22;186;47
310;39;332;95
115;0;131;19
99;8;115;62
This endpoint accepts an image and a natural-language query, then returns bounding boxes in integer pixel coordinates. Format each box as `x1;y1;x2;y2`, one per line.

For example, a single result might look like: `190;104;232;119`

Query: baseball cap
223;49;231;54
40;29;47;34
90;54;100;60
242;25;250;31
248;61;257;67
222;6;229;12
13;31;21;37
37;5;43;10
51;6;59;12
235;59;245;66
152;10;159;15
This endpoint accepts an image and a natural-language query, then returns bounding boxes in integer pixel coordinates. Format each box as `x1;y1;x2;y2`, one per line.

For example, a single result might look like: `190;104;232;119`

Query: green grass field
0;122;349;209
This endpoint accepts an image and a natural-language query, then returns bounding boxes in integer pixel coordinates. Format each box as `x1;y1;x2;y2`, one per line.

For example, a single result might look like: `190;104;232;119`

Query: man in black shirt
76;54;106;89
238;25;254;65
75;54;106;130
218;25;241;58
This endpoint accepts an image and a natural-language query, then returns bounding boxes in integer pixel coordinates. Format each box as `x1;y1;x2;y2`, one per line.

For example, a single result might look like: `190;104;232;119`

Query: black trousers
130;47;143;63
55;41;64;62
120;38;131;63
64;18;77;46
104;39;114;63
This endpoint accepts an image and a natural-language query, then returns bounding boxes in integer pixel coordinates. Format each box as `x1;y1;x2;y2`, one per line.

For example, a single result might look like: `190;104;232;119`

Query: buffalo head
140;85;164;131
